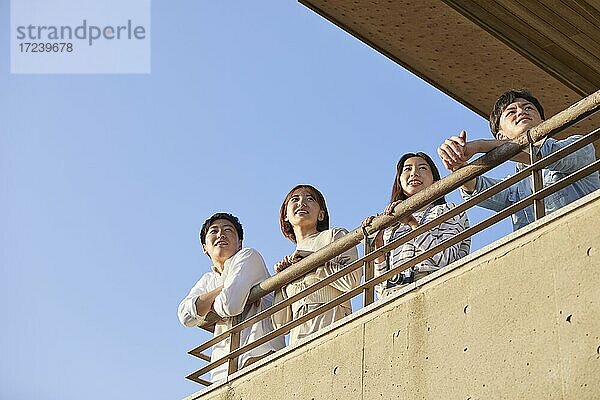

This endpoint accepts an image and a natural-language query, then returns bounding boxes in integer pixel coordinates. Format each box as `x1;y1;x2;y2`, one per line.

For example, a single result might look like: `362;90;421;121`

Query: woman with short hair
272;184;361;345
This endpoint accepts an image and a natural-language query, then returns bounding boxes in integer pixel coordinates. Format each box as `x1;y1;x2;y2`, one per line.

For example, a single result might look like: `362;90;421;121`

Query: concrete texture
188;192;600;400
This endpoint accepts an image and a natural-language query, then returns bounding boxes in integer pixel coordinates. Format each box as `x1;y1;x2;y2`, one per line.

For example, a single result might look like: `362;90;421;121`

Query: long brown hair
279;184;330;243
390;152;446;205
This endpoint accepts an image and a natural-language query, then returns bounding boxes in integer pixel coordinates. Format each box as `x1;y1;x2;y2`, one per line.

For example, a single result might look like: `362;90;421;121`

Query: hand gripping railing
186;90;600;385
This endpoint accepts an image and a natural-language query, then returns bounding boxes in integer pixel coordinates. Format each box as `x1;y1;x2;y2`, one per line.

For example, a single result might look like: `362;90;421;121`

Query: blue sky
1;1;515;399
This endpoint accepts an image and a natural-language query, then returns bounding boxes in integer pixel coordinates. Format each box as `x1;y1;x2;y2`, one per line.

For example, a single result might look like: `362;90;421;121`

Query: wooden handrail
197;89;600;330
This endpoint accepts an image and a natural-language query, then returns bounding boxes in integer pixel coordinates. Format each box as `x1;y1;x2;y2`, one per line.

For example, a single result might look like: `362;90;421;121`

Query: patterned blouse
374;202;470;298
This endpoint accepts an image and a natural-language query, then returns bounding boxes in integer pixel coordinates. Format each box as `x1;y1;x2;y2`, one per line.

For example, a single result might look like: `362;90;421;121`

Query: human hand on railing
383;201;401;215
361;215;384;247
274;250;313;273
384;201;419;229
438;130;474;171
274;256;292;273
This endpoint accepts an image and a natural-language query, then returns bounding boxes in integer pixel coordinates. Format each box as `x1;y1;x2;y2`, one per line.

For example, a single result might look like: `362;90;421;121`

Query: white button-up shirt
178;248;285;382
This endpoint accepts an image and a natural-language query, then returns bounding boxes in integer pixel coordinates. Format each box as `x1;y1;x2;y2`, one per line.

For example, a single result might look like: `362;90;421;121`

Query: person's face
202;219;242;266
399;156;435;198
497;98;543;140
285;188;325;230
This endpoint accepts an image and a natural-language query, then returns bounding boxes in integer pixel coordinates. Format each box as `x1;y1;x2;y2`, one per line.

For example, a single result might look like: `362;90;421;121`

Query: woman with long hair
272;184;362;345
363;152;470;299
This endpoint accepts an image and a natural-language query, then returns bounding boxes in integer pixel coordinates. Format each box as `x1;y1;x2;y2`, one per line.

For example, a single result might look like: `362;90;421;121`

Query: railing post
194;90;600;331
186;96;600;386
529;138;546;220
227;316;241;376
363;236;375;306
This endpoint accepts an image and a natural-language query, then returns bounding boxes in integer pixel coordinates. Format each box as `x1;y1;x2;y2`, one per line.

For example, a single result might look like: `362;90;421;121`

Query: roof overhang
300;0;600;151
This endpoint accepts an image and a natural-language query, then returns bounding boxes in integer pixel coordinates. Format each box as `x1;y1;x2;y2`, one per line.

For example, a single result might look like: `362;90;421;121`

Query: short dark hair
489;89;545;137
199;212;244;245
279;184;330;243
390;152;446;205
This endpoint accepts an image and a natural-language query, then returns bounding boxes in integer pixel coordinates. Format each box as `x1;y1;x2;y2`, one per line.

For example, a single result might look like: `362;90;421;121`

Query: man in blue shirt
437;89;600;231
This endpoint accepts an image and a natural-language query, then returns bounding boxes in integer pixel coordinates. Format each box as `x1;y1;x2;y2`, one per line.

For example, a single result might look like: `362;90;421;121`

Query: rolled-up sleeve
213;248;269;318
178;276;212;328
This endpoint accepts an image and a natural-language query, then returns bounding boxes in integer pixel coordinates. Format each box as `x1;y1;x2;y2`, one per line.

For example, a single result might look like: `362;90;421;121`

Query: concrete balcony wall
189;191;600;400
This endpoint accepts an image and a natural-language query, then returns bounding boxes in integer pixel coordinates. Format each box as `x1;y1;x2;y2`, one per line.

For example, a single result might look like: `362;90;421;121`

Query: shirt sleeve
409;204;471;273
542;136;597;174
322;228;362;292
177;274;213;328
212;248;269;318
461;175;515;212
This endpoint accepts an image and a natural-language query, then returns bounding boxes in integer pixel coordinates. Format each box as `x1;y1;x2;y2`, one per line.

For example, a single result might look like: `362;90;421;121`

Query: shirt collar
210;250;239;274
516;136;549;171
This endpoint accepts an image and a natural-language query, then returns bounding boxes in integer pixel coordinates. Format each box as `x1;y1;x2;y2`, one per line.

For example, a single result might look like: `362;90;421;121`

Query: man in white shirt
178;213;285;382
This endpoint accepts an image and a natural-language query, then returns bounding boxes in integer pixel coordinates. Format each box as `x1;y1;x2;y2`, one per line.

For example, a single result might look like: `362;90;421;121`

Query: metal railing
185;90;600;386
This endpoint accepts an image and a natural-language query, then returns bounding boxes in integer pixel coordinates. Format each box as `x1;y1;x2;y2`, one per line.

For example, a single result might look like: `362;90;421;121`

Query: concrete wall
188;192;600;400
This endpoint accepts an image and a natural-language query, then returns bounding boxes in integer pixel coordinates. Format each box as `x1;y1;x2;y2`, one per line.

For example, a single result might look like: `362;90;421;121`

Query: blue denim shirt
461;136;600;231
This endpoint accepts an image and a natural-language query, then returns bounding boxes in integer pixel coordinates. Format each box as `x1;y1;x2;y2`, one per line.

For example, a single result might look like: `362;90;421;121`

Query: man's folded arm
178;277;223;327
213;248;268;318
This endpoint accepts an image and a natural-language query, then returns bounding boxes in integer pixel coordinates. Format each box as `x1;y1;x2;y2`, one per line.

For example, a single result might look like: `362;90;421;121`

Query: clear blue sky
1;2;515;399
